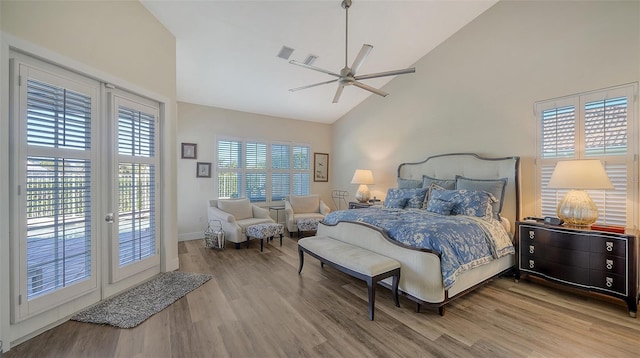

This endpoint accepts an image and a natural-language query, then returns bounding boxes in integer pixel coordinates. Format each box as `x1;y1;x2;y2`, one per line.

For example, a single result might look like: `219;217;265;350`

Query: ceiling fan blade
355;67;416;81
350;44;373;75
352;81;388;97
289;79;338;92
289;60;340;77
332;85;345;103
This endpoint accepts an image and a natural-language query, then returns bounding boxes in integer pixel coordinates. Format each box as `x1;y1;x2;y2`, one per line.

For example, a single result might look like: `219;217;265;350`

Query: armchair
284;195;331;234
208;198;274;249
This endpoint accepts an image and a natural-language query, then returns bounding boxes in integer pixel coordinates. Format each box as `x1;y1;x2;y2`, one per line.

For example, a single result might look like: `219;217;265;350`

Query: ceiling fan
288;0;416;103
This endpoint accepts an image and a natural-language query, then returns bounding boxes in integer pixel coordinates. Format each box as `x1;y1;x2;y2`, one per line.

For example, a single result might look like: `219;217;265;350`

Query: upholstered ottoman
296;218;321;238
245;223;284;252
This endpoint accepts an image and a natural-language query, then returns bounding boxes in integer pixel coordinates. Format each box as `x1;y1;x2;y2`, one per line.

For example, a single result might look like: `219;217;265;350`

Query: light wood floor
5;235;640;357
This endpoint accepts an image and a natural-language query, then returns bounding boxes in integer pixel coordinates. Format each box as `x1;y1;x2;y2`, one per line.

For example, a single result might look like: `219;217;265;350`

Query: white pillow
218;198;253;220
290;195;320;213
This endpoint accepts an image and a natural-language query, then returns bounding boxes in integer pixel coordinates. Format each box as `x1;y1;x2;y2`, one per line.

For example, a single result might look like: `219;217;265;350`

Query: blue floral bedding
322;208;514;288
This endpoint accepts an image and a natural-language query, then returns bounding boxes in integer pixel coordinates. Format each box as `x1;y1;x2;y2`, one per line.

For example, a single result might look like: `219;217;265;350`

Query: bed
316;153;521;314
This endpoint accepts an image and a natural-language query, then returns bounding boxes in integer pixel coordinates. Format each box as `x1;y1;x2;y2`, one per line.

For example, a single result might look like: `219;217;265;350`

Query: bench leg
366;278;376;320
391;271;400;308
279;234;283;246
246;236;251;249
260;239;264;252
298;249;304;274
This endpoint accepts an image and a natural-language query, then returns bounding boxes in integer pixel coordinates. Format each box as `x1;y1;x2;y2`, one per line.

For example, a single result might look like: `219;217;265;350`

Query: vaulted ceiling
141;0;498;123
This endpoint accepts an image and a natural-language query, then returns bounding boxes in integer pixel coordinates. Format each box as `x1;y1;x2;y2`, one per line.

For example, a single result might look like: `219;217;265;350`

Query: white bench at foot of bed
297;236;401;320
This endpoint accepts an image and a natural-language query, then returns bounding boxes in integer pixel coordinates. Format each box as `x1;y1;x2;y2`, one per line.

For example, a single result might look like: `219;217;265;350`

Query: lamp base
355;184;371;203
556;189;599;227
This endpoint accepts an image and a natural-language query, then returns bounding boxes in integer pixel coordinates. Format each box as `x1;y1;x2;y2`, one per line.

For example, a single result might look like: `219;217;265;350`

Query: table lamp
351;169;374;203
547;159;614;227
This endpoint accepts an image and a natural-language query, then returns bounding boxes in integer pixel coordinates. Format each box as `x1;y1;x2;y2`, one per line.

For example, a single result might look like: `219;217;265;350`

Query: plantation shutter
271;144;290;201
217;140;242;198
293;145;310;195
245;142;267;202
16;63;99;319
117;105;157;268
536;84;636;227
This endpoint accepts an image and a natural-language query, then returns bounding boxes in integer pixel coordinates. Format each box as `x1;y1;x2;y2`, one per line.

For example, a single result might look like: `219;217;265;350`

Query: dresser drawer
589;271;627;295
590;236;627;257
519;256;546;273
519;226;550;246
589;253;627;276
545;247;590;269
546;262;589;285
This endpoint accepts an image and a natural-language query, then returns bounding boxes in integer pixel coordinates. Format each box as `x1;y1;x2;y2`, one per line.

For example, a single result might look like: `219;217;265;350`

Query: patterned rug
71;271;212;328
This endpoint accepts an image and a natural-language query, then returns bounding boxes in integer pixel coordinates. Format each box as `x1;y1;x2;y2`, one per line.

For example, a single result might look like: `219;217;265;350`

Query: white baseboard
178;232;203;242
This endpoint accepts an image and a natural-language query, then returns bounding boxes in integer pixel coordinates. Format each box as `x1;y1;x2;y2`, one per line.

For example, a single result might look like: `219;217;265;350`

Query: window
216;138;310;201
536;83;637;227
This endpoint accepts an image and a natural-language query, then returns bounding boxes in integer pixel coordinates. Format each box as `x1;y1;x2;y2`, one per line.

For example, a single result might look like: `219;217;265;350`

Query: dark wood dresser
516;221;639;317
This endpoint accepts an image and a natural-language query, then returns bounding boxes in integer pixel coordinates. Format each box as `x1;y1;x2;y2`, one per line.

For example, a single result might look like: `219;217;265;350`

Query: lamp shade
351;169;374;185
547;160;613;190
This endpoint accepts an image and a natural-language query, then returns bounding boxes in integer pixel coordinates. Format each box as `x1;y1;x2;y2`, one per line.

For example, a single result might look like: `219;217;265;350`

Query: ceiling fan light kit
289;0;415;103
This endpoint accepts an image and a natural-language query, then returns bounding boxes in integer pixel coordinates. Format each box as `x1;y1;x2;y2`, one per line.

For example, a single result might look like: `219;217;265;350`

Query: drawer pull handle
529;260;535;269
606;277;613;288
606;242;614;252
529;245;535;254
529;231;535;240
606;259;613;270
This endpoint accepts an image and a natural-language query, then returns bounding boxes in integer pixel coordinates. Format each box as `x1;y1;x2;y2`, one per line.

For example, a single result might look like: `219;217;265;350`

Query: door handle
105;213;114;223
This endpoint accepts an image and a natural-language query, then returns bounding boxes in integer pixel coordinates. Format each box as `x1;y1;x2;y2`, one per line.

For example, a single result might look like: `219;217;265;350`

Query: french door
108;92;160;283
11;55;160;321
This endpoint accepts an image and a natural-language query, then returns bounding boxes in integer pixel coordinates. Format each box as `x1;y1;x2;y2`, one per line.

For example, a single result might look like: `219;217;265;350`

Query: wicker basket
204;220;225;250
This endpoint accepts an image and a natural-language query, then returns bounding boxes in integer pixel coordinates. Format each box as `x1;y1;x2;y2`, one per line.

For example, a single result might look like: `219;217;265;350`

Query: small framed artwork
181;143;197;159
196;162;211;178
314;152;329;182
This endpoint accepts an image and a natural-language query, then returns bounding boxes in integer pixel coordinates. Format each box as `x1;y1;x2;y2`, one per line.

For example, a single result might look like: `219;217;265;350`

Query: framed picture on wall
196;162;211;178
181;143;197;159
314;153;329;182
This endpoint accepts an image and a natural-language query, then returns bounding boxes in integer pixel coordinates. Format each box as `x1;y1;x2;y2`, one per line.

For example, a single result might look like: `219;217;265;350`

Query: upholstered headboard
397;153;521;232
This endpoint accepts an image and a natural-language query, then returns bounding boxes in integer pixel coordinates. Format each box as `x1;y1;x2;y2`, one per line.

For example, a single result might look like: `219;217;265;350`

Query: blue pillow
397;178;422;189
384;197;408;209
426;189;496;220
455;176;507;218
422;175;456;190
385;188;428;209
425;189;456;215
451;190;496;220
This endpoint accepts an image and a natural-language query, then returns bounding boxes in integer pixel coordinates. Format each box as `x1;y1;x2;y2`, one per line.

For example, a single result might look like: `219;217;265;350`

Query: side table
269;205;285;224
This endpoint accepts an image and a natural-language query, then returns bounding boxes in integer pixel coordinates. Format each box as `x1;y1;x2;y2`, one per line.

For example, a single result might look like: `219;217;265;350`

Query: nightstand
348;201;372;209
516;221;639;317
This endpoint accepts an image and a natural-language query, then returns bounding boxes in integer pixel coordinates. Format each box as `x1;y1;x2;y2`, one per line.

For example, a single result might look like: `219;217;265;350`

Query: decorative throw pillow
384;197;409;209
455;176;507;218
422;175;456;190
385;188;428;209
397;178;422;189
425;188;456;215
422;182;445;209
218;198;253;220
450;189;497;221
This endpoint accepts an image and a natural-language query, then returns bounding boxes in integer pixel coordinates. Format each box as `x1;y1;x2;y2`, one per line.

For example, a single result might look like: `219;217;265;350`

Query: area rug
71;271;212;328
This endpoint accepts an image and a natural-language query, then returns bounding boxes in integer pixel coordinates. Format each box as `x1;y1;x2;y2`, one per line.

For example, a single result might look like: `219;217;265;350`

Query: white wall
332;0;640;218
0;0;177;350
177;102;332;240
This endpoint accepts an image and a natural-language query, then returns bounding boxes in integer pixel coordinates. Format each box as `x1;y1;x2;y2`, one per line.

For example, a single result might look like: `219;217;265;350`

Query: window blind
216;140;311;200
537;85;636;227
117;105;156;267
25;79;93;299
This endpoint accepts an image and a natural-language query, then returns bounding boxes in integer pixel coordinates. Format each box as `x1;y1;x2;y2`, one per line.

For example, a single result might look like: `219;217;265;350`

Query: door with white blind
108;93;160;283
11;62;99;320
